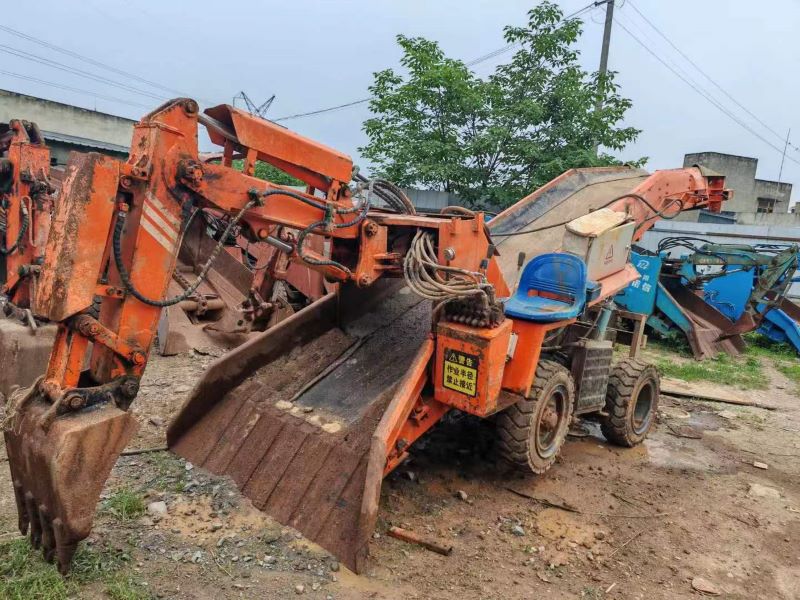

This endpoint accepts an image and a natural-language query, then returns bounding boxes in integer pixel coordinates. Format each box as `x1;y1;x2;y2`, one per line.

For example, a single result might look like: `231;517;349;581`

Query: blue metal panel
615;251;661;315
757;307;800;353
702;269;754;322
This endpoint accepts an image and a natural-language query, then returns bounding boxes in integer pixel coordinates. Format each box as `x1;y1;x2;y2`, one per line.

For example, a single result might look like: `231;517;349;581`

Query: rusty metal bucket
773;295;800;324
664;283;746;359
167;281;430;572
3;394;137;573
0;318;57;399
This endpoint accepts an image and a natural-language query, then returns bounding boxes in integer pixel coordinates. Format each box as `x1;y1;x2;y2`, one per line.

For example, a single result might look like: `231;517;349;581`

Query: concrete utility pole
597;0;615;102
594;0;615;156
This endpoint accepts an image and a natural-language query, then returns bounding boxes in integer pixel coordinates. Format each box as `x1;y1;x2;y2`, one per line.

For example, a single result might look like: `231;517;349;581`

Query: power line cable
625;1;798;154
0;23;215;105
0;69;151;109
0;44;168;101
615;12;796;164
273;98;370;123
274;0;603;122
613;15;800;167
466;0;601;67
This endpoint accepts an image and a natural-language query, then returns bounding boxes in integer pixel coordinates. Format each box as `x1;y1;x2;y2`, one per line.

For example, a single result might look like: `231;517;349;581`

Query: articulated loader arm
605;167;727;240
2;98;503;573
583;166;731;296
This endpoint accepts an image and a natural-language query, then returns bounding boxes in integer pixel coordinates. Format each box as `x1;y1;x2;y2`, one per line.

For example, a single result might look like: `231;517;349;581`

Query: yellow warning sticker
442;348;479;397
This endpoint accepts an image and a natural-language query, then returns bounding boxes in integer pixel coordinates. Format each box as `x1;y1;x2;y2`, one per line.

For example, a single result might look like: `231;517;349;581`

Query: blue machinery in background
615;241;800;359
704;266;800;353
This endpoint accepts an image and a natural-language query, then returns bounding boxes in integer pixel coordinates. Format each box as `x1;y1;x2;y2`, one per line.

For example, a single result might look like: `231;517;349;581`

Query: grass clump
742;333;800;392
743;333;797;360
0;539;70;600
106;574;151;600
105;487;145;521
145;451;187;492
648;335;694;357
0;538;148;600
655;352;766;390
776;362;800;389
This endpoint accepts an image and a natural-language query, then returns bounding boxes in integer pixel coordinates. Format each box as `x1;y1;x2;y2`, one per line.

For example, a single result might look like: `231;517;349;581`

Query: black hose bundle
113;199;254;307
353;173;415;215
0;199;29;256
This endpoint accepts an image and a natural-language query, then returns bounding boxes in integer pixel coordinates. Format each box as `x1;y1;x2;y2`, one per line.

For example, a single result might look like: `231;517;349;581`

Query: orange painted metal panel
34;153;119;322
1;121;53;305
606;167;729;241
434;319;513;415
204;104;353;187
501;318;575;396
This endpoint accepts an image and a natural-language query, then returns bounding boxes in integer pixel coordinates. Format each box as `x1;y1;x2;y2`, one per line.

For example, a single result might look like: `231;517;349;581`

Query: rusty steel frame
0;119;56;309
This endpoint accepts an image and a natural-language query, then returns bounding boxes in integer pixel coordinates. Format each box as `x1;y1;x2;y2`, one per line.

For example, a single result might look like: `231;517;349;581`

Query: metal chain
113;200;256;307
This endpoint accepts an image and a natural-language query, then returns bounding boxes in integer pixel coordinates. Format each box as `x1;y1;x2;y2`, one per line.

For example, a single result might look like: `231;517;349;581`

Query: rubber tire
601;359;660;447
496;360;575;474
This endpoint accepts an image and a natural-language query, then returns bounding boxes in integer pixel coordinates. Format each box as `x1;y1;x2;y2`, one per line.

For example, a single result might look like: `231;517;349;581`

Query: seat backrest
517;253;587;302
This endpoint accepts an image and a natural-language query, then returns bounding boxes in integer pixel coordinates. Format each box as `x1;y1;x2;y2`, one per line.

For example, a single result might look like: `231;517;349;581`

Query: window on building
757;197;777;213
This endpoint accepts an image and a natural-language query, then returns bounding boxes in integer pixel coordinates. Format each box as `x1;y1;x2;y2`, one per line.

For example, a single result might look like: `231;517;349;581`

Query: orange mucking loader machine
1;98;729;574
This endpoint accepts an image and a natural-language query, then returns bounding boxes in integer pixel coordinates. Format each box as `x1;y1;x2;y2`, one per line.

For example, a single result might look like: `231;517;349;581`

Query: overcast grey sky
3;0;799;201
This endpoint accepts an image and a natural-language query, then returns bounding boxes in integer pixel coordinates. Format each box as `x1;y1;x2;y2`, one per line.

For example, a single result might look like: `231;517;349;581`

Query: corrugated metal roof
41;130;129;154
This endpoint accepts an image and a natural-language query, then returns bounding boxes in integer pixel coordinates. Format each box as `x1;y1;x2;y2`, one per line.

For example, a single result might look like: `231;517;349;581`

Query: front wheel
601;359;660;447
496;360;575;474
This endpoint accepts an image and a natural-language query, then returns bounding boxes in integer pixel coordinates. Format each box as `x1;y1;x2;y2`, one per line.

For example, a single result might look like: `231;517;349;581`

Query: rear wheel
601;359;660;447
496;360;575;474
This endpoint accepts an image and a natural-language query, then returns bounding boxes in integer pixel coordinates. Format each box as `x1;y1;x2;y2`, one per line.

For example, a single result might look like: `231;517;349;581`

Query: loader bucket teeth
168;282;431;572
4;396;137;573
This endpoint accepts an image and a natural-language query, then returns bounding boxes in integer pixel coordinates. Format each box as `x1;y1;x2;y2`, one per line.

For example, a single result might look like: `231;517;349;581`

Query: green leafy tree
231;159;303;186
361;2;643;208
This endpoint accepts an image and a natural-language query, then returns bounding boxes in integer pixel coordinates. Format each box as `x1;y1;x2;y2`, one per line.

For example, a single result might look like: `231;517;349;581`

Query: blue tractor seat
504;253;589;322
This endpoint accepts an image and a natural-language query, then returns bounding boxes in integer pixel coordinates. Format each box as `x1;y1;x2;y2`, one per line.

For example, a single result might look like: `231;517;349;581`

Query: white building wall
0;89;134;148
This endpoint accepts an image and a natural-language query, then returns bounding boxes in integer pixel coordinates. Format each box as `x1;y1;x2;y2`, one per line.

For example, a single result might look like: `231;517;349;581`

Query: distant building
681;152;793;222
0;89;134;165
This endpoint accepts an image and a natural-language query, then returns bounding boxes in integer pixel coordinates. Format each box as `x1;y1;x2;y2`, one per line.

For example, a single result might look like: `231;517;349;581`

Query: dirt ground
1;343;799;600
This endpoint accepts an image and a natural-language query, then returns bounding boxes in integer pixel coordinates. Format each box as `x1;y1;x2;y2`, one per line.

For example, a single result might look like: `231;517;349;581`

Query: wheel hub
535;385;568;458
631;381;655;435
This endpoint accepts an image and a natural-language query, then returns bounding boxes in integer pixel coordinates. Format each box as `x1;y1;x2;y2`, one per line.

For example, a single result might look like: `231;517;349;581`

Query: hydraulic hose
403;229;493;312
113;200;255;307
0;199;30;255
295;186;372;276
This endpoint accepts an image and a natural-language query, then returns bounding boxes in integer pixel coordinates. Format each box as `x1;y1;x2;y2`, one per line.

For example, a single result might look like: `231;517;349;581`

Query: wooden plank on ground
661;378;777;410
